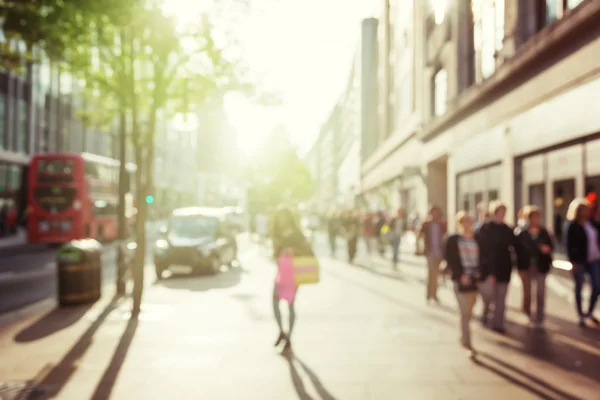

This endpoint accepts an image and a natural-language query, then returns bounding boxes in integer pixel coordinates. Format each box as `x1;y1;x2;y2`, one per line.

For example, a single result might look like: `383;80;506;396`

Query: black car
153;207;237;279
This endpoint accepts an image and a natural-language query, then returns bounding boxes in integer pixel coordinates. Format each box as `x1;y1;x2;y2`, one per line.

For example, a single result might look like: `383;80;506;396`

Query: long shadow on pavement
475;352;584;400
90;316;139;400
323;264;456;328
26;296;122;399
14;303;94;343
281;352;338;400
491;319;600;386
353;261;407;282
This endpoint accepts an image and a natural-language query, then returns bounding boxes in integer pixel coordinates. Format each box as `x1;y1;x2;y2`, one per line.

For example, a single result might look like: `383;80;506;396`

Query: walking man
418;206;447;303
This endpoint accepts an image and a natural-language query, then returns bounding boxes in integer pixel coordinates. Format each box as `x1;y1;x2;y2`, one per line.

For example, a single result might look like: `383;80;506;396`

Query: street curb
0;298;56;327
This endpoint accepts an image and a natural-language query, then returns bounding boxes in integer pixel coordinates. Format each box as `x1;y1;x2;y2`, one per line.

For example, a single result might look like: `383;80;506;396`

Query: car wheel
210;256;221;275
229;248;238;266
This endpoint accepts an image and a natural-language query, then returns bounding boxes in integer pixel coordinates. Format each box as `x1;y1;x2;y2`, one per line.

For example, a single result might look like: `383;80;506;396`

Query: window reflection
553;179;574;247
433;68;447;116
472;0;505;82
528;183;546;224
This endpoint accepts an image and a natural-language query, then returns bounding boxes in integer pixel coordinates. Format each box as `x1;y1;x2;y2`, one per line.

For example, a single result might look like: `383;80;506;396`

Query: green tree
3;0;255;313
247;128;314;213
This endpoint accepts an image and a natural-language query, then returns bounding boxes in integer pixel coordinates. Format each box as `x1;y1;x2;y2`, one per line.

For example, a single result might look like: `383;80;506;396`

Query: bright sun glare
161;0;370;159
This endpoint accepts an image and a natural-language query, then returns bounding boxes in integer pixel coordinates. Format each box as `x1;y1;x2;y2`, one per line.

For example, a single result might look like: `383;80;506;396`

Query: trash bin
56;239;103;306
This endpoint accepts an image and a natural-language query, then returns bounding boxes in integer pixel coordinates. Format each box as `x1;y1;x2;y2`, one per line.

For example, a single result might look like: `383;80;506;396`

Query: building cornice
419;0;600;142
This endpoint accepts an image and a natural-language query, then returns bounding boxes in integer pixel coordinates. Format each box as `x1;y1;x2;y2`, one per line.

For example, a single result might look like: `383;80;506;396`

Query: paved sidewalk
1;239;599;399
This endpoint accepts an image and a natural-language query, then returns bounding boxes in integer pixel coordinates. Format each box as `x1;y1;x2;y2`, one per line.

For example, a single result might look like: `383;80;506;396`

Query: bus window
85;161;99;179
37;160;74;183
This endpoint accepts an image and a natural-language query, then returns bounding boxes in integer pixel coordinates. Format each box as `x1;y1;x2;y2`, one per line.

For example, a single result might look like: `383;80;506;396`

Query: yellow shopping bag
292;256;320;285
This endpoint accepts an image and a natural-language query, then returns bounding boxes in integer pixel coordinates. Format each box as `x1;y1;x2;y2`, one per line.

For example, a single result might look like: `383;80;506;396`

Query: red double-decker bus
27;152;136;244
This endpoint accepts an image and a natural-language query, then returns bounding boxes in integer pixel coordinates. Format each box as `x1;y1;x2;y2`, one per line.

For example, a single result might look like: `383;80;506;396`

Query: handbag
292;256;320;285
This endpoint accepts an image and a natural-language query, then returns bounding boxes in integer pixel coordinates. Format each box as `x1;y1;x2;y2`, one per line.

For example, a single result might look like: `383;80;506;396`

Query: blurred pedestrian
375;211;387;256
477;201;517;333
417;206;447;303
0;201;7;236
445;211;482;357
362;211;376;254
388;208;406;270
271;207;313;352
6;202;17;235
566;198;600;327
342;210;360;263
327;210;341;256
515;206;553;328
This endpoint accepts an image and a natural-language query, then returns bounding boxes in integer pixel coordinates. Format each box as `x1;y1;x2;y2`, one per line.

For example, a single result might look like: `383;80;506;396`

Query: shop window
8;166;21;191
462;194;470;213
433;68;447;117
528;183;546;224
0;95;5;150
17;100;27;153
474;192;483;217
553;179;575;247
0;164;6;194
585;176;600;221
472;0;505;82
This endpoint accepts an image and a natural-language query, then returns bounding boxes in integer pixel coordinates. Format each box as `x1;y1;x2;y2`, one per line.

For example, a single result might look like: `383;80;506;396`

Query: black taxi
153;207;237;278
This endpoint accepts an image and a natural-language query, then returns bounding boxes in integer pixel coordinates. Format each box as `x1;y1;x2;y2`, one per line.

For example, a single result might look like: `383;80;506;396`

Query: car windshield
169;215;218;238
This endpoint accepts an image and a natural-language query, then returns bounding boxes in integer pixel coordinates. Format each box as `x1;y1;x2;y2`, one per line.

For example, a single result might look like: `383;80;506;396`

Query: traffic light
145;195;155;204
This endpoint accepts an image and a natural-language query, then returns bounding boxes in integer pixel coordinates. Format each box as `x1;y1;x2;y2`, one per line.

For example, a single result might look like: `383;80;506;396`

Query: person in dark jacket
565;198;600;327
417;206;447;303
445;211;482;357
477;200;518;333
271;207;314;351
342;210;360;263
327;210;340;256
515;206;553;328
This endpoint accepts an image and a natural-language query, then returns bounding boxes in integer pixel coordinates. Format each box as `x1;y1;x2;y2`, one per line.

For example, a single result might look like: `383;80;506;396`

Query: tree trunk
129;25;145;316
116;108;128;296
132;146;145;315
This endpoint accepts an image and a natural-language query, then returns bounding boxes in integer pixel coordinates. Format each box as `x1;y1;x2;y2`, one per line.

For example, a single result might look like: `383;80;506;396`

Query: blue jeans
573;261;600;317
392;237;401;264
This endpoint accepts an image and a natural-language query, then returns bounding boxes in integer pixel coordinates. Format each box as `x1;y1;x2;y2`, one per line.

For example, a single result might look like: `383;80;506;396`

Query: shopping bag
276;254;297;303
292;256;320;285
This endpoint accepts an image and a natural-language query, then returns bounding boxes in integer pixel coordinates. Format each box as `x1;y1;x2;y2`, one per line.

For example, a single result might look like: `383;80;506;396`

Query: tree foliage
2;0;260;311
247;128;314;213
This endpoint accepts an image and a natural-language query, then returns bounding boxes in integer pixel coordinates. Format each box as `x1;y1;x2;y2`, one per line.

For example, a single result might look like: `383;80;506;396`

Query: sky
223;0;375;157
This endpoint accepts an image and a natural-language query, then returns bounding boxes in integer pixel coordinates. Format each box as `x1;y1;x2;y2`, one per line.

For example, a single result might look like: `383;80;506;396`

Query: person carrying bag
271;207;318;352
